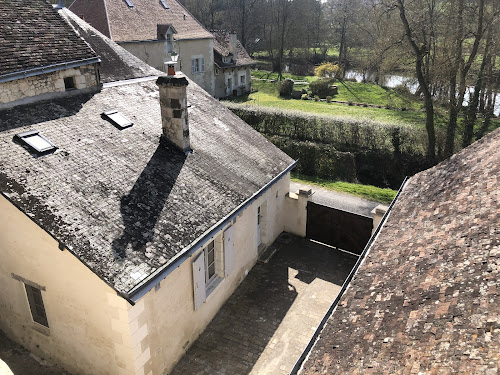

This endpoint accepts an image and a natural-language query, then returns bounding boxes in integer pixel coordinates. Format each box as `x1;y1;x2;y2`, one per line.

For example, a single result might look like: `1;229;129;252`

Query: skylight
124;0;134;7
15;130;57;154
102;110;133;129
160;0;169;9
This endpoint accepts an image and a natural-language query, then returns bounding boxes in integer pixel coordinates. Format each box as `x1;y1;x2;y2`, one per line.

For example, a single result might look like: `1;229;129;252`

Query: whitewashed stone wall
0;64;98;104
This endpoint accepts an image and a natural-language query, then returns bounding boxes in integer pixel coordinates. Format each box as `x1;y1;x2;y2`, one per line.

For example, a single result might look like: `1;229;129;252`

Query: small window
64;77;75;90
191;57;205;74
25;284;49;328
240;75;246;85
124;0;134;7
15;130;57;154
160;0;169;9
102;110;133;129
205;240;216;284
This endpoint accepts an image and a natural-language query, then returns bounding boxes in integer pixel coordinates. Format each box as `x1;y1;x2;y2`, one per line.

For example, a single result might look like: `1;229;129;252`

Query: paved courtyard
171;233;358;375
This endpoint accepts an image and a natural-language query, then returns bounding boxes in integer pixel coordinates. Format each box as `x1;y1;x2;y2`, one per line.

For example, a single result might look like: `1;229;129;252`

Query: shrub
309;79;336;98
278;79;294;97
315;62;341;79
314;95;320;102
326;96;332;103
301;93;309;100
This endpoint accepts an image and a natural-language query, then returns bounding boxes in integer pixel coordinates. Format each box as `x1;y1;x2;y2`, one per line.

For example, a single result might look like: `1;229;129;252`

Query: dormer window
222;56;232;64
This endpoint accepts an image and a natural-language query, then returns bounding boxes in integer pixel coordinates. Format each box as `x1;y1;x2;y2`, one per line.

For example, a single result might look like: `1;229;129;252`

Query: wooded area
180;0;500;159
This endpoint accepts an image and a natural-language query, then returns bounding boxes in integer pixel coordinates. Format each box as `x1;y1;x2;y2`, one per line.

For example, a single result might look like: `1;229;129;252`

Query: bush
309;78;336;98
301;93;309;100
326;96;332;103
314;95;320;102
278;79;294;97
315;62;341;79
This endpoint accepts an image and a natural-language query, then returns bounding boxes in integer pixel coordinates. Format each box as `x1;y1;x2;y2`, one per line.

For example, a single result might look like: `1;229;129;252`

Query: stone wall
0;64;98;104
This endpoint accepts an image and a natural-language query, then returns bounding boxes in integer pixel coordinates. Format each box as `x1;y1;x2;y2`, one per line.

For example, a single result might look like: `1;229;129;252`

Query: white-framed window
191;56;205;74
192;226;234;310
166;34;173;53
25;284;49;328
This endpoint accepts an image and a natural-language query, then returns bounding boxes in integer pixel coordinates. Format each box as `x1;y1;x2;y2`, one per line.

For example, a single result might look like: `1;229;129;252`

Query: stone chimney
156;75;190;152
229;32;237;62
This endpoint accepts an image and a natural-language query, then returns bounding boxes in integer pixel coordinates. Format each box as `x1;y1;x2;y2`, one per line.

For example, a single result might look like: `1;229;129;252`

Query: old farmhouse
70;0;216;96
0;2;307;375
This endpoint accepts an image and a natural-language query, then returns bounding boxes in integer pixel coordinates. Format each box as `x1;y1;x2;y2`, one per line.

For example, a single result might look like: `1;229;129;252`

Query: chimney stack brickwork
156;75;190;152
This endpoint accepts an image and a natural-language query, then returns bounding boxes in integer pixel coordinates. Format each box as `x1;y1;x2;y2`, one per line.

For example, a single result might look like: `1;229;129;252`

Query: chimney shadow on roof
112;139;186;259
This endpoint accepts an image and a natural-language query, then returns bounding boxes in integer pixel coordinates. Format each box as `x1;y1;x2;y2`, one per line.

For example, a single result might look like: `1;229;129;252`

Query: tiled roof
70;0;213;42
212;30;254;68
0;0;97;77
58;8;162;83
0;78;293;295
301;129;500;374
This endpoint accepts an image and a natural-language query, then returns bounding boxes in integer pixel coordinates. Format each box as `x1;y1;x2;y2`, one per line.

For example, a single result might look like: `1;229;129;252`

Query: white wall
129;173;291;374
0;195;135;375
120;38;215;96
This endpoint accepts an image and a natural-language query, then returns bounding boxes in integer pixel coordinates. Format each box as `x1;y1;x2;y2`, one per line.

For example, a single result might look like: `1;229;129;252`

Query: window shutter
224;225;234;277
201;57;205;72
192;252;206;310
191;58;195;74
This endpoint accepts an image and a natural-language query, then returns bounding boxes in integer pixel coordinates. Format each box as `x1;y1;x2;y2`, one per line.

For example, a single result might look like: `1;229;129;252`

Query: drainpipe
289;176;409;375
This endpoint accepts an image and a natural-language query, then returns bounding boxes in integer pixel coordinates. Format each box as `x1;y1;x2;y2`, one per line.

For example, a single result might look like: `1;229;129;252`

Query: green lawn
236;78;429;127
292;173;398;204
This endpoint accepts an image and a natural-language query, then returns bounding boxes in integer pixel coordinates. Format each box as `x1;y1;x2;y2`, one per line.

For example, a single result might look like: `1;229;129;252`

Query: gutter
126;160;298;303
0;57;101;84
289;176;409;375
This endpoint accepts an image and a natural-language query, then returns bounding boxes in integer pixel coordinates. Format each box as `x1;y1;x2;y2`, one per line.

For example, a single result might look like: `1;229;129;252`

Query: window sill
191;71;205;75
30;322;50;336
206;277;223;298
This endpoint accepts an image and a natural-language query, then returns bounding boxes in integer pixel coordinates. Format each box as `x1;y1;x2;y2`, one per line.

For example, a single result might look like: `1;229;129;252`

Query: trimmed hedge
226;104;441;188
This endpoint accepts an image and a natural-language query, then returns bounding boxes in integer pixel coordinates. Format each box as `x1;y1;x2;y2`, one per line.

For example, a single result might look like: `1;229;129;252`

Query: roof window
102;110;133;129
15;130;57;154
160;0;169;9
124;0;134;7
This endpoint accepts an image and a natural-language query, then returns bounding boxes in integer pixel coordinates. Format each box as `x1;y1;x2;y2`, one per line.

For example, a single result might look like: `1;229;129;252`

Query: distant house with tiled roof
212;30;255;98
70;0;216;95
0;3;306;375
0;0;100;107
296;128;500;374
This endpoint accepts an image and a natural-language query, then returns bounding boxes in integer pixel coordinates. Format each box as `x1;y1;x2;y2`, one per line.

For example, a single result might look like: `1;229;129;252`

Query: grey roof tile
58;8;162;83
0;0;97;77
0;79;293;295
212;30;255;68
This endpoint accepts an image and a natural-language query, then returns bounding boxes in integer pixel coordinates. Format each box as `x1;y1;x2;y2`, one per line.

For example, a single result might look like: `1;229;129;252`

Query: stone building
0;1;100;108
69;0;216;96
0;3;308;375
212;30;255;98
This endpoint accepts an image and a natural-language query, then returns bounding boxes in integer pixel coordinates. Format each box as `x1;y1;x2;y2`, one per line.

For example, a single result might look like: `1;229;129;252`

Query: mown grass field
235;73;433;127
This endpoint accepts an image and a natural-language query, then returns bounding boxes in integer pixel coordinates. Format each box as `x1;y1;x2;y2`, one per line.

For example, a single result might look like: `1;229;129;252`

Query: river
345;69;500;116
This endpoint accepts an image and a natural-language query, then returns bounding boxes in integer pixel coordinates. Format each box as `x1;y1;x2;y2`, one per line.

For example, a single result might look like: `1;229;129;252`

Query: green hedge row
226;103;445;156
226;104;440;188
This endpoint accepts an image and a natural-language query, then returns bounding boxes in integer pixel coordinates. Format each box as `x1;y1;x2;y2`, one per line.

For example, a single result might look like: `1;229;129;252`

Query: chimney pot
156;75;190;152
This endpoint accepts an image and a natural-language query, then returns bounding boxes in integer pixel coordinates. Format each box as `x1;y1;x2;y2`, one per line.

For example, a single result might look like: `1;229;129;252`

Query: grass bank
292;173;397;204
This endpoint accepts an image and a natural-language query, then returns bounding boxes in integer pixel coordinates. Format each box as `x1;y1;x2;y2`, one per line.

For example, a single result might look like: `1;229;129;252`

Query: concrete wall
284;188;312;238
0;195;136;375
120;38;215;96
130;173;291;375
0;64;98;104
214;66;251;98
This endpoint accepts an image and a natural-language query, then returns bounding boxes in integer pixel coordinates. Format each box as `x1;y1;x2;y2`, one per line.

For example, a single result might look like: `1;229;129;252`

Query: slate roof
212;30;255;68
0;0;97;77
58;8;161;83
69;0;213;42
300;129;500;374
0;78;294;296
